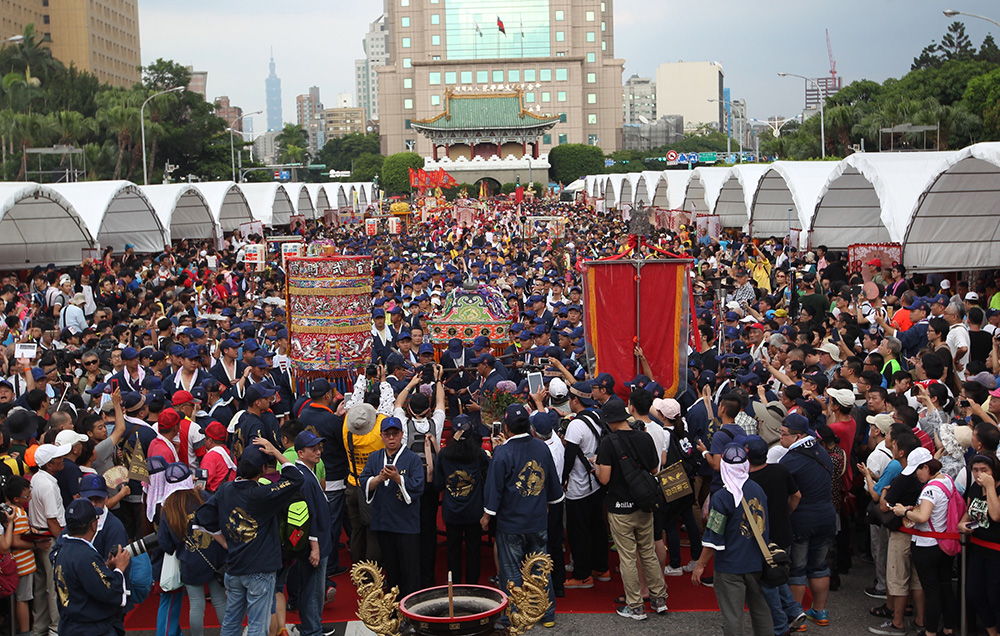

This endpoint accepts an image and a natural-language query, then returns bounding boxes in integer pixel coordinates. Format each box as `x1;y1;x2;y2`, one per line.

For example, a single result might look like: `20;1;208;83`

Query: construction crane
826;29;837;84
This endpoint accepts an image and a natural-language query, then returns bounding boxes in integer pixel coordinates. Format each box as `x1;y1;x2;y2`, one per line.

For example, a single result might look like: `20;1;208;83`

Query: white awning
140;184;219;243
0;183;96;269
191;181;253;233
715;164;770;229
48;181;165;253
750;161;840;238
239;182;295;226
682;166;729;216
903;142;1000;272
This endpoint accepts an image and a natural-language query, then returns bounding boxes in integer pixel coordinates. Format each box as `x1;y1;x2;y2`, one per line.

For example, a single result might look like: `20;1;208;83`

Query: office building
4;0;141;87
623;74;655;126
265;53;282;131
655;61;724;132
355;14;389;122
377;0;625;156
215;96;243;132
325;106;366;140
805;76;842;109
622;115;683;151
254;130;280;166
188;68;208;98
297;88;325;156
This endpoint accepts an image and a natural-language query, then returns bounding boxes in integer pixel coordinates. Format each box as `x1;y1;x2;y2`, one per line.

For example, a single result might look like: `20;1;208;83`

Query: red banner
584;260;688;399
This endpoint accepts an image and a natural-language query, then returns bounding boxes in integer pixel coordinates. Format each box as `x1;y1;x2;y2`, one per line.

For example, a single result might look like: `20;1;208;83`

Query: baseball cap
294;431;323;451
783;413;810;434
54;430;88;447
471;353;496;366
548;378;568;400
205;421;228;442
594;372;615;391
653;398;681;421
240;443;269;468
722;443;748;464
309;378;332;398
569;381;597;407
504;404;530;429
627;374;651;391
79;473;109;500
418;343;434;355
245;383;276;403
171;390;200;406
966;292;980;301
34;443;71;467
381;417;403;432
867;413;893;435
65;499;98;528
530;410;559;436
743;435;768;464
901;447;934;476
826;387;855;408
866;258;882;268
158;409;182;431
121;347;139;360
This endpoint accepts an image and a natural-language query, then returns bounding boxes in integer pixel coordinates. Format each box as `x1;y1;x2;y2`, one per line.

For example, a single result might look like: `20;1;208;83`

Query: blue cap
240;443;269;468
79;473;108;499
932;294;951;305
530;410;559;436
245;383;276;402
646;381;665;399
309;378;332;398
65;499;98;527
397;330;412;341
220;338;239;350
504;404;530;428
627;374;651;390
725;311;740;322
121;347;139;360
85;382;109;396
190;386;208;404
182;348;201;359
532;324;548;336
473;335;490;348
783;413;810;433
722;443;748;465
451;414;473;433
418;342;434;355
187;328;205;339
447;338;463;355
294;430;323;451
243;339;260;352
249;356;270;368
744;435;768;463
904;298;928;311
519;330;533;341
31;368;46;381
381;417;403;432
593;372;615;391
471;353;496;366
372;308;386;319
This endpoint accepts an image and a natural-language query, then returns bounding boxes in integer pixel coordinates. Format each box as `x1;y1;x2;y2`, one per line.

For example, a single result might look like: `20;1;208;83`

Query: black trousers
420;490;440;588
445;521;482;585
546;500;566;592
912;544;958;634
565;490;608;580
377;531;421;597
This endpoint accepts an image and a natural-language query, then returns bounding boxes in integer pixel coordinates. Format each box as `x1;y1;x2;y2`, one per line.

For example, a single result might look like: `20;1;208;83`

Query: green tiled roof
412;92;559;130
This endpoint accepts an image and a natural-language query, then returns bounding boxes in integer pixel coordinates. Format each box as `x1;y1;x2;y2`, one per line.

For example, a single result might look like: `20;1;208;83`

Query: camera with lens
0;503;13;521
365;364;378;379
721;354;744;372
124;532;159;557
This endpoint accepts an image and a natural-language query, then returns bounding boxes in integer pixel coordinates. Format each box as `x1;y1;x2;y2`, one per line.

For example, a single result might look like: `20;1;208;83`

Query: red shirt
201;447;235;491
828;417;857;485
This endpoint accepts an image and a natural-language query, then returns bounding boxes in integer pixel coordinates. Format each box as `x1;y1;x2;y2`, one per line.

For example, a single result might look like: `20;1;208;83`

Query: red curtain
585;261;687;400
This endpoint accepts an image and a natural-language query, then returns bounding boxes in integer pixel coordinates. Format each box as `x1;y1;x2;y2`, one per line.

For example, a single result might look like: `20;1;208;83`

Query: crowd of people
0;195;998;636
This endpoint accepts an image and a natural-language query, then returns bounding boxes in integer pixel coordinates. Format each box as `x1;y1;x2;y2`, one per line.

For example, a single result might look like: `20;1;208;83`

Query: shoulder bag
739;497;790;587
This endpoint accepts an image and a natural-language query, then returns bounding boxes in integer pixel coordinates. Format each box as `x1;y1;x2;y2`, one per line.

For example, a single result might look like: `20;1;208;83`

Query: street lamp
778;72;825;158
229;110;262;182
140;86;185;185
943;9;1000;28
1;35;25;45
708;98;746;159
749;114;802;137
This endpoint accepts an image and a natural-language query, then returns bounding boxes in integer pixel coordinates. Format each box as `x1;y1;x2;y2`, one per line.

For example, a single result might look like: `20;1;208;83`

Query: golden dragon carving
505;551;554;636
351;560;401;636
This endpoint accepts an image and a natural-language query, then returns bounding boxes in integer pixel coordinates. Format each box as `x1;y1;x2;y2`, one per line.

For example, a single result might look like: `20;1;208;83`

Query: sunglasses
84;360;99;366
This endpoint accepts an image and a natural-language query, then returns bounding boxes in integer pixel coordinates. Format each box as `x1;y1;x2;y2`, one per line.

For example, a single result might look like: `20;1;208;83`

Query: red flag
497;16;506;34
408;167;418;188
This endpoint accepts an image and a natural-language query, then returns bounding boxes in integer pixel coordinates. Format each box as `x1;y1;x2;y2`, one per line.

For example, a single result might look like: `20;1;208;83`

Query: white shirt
564;412;602;500
28;469;65;530
395;406;446;448
542;433;565;479
766;444;788;464
946;323;971;377
866;440;892;479
644;420;667;472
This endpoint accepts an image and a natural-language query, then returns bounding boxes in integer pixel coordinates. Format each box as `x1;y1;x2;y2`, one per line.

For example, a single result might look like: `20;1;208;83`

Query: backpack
608;432;664;512
258;476;312;559
564;410;607;491
926;475;966;557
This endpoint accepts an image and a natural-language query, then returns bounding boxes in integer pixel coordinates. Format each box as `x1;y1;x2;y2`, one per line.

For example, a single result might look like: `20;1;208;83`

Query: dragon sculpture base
351;552;554;636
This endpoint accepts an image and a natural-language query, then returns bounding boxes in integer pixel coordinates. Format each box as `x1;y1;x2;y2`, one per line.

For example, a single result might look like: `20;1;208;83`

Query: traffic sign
666;150;678;162
605;159;615;167
698;152;717;163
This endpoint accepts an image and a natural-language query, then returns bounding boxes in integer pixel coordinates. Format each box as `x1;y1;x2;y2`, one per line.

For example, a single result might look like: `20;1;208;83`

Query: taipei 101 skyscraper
265;50;282;131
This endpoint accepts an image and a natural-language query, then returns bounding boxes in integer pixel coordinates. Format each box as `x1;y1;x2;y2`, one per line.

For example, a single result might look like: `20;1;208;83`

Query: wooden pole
447;571;455;619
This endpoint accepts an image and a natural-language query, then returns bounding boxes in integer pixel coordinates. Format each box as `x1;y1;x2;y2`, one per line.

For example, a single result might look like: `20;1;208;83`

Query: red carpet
124;538;718;630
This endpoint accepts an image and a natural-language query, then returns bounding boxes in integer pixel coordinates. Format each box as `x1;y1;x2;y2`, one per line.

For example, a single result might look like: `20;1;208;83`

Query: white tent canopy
811;152;956;250
239;183;295;226
903;142;1000;272
564;178;586;193
141;184;219;243
633;171;661;207
715;164;770;229
304;184;332;220
333;184;349;209
192;182;253;233
682;167;729;216
653;171;693;210
604;174;632;208
285;183;315;219
48;181;165;253
0;183;95;269
750;162;840;239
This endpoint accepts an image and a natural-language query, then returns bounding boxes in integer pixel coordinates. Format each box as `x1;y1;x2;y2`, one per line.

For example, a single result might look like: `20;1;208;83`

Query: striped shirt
11;506;35;576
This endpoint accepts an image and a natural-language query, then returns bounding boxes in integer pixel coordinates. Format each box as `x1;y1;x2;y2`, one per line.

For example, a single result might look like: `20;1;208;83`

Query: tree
548;143;603;183
275;123;309;165
939;22;976;62
981;34;1000;65
380;152;424;195
349;152;383;182
142;59;192;92
317;132;380;171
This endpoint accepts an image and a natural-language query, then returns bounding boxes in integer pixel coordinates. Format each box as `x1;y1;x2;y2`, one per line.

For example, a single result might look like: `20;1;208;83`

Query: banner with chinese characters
286;256;373;371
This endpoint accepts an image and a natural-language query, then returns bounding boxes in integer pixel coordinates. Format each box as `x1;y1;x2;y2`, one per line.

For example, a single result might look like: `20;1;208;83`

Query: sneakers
868;621;906;635
700;575;714;588
805;608;829;626
663;565;685;576
594;570;612;582
564;576;594;589
650;596;668;614
616;605;648;621
681;560;699;572
790;612;808;630
324;586;337;605
865;586;887;600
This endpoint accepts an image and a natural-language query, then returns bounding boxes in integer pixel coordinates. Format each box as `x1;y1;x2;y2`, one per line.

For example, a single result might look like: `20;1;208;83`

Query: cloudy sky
139;0;998;133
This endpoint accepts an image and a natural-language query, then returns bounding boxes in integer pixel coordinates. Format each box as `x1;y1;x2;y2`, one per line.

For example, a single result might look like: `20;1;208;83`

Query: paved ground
126;560;924;636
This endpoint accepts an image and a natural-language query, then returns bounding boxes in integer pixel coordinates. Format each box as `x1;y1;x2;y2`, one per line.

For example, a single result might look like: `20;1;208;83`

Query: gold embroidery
515;460;545;497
